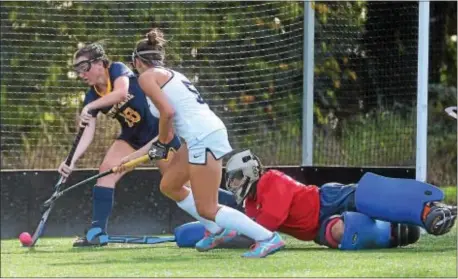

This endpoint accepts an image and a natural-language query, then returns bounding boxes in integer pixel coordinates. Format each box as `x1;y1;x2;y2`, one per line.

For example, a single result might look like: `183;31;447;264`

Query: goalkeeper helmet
225;150;262;204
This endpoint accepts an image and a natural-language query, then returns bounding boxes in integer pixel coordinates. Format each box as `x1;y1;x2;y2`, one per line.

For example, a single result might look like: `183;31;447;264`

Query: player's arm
58;117;96;180
85;76;129;110
138;71;174;144
70;117;97;163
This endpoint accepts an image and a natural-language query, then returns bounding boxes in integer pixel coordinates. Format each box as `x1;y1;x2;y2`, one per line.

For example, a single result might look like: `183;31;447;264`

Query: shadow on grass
378;246;457;254
278;245;457;254
48;253;231;266
46;244;457;268
2;246;168;255
7;240;456;258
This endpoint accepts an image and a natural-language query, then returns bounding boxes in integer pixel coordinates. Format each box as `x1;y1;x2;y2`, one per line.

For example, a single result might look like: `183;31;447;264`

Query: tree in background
1;1;456;185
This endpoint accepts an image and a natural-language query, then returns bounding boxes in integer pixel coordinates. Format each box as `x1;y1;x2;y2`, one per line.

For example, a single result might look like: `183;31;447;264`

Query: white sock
176;191;222;234
215;206;273;241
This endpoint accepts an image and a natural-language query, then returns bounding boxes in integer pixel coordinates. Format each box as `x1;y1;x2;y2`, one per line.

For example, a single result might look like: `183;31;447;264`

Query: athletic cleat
72;227;108;247
195;228;238;252
72;236;107;247
242;232;285;258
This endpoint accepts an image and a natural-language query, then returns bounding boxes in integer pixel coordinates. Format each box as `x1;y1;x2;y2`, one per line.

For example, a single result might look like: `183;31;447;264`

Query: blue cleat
195;228;238;252
242;232;285;258
73;227;108;247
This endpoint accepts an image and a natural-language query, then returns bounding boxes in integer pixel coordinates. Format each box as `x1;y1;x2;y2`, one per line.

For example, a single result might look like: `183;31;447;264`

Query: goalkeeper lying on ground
175;150;457;250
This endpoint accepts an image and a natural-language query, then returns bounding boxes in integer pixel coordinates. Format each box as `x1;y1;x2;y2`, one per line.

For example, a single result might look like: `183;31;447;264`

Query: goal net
312;1;419;167
1;1;304;169
1;1;419;169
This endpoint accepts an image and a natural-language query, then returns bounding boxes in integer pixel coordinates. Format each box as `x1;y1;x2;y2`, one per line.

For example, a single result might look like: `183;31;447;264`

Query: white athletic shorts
187;129;233;165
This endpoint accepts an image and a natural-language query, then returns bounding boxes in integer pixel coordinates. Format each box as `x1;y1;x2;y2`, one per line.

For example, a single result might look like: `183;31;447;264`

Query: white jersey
147;68;226;143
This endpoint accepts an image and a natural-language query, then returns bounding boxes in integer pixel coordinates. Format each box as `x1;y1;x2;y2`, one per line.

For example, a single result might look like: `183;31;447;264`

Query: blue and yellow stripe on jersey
82;62;180;150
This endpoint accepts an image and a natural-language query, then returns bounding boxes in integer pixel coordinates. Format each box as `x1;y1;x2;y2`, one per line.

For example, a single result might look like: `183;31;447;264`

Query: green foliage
440;29;457;86
1;1;304;169
314;112;416;166
0;1;456;186
313;1;367;124
427;83;457;186
443;187;457;205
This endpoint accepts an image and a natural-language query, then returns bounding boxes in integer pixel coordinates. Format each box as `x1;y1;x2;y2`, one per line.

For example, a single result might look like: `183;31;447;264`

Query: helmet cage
225;150;261;204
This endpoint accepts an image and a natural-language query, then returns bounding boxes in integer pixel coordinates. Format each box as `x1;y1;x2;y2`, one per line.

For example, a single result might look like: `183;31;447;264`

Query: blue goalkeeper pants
318;183;357;224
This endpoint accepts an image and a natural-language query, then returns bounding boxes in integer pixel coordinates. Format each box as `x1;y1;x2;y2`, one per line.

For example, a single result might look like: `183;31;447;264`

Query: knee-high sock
176;191;222;234
215;206;273;241
91;185;114;233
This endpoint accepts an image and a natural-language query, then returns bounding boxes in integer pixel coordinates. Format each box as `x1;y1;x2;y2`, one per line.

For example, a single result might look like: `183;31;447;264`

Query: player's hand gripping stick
42;154;151;208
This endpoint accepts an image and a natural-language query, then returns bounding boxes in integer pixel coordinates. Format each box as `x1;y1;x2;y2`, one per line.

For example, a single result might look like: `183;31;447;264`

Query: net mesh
312;1;418;167
1;1;304;169
1;1;421;170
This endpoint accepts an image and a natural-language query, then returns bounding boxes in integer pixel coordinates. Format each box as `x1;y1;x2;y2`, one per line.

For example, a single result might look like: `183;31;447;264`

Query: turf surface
1;228;456;277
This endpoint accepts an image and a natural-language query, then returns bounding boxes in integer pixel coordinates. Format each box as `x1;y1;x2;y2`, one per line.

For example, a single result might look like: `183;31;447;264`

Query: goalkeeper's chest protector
148;67;226;143
245;170;321;241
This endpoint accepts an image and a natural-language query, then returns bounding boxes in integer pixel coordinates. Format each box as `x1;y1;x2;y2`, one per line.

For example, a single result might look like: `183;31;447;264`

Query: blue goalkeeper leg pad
340;212;392;250
355;172;444;227
174;221;206;248
174;221;254;249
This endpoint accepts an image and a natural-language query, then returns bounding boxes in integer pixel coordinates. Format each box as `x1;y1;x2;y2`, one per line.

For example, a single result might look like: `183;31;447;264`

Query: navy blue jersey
83;62;158;149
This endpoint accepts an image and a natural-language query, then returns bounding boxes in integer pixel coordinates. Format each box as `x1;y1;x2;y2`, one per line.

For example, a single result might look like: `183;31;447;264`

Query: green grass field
1;228;457;278
443;187;457;205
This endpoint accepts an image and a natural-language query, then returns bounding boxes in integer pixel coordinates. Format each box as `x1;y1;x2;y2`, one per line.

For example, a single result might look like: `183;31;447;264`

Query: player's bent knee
195;205;217;221
159;183;177;201
331;219;344;243
218;188;242;211
316;215;342;249
196;209;216;221
159;181;170;195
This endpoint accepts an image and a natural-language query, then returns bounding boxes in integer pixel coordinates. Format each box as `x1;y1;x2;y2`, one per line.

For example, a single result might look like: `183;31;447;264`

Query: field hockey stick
30;125;87;247
42;154;152;207
42;135;158;207
107;235;175;244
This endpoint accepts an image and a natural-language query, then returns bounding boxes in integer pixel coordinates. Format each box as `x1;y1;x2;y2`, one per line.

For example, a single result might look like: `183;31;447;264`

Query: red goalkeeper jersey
244;170;321;241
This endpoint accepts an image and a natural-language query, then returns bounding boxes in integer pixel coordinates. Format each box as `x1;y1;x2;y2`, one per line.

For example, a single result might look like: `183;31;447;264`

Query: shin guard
355;172;444;227
340;212;392;250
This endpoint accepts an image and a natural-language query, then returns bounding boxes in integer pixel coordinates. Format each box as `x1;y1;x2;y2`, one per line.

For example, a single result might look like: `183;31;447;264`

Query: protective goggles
73;58;100;74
